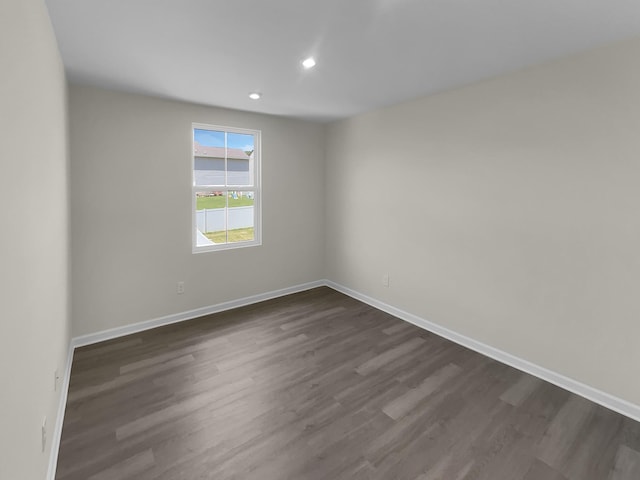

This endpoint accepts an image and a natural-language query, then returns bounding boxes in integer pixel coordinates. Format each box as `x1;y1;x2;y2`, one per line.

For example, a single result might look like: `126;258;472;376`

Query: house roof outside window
194;141;251;160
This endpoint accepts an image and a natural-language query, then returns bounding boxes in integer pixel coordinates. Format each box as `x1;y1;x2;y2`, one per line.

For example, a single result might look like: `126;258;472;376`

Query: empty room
3;0;640;479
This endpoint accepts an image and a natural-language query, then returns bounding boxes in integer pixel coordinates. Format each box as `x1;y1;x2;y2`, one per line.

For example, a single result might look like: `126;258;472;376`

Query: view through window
192;123;261;252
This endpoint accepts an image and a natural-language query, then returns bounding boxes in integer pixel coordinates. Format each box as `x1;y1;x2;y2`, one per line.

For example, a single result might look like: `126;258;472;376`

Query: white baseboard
46;280;324;480
325;280;640;423
46;278;640;480
72;280;325;348
46;341;74;480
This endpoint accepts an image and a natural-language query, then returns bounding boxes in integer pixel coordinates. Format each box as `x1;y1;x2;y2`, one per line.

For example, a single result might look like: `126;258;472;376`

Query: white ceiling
46;0;640;122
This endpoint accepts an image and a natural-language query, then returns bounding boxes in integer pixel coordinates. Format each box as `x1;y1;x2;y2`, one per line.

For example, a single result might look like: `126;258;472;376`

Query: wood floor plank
355;336;426;376
608;445;640;480
521;459;568;480
55;287;640;480
536;395;596;468
87;449;155;480
382;362;462;420
499;374;543;406
560;408;624;479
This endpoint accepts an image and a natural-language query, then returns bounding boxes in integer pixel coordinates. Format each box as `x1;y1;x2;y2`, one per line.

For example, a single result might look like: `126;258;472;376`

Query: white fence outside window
196;206;254;233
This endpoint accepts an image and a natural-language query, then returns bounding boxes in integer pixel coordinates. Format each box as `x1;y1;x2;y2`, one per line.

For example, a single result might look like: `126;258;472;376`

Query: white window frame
192;123;262;253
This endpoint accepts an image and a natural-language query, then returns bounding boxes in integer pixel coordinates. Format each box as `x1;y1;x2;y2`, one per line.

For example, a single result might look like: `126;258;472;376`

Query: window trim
192;122;262;253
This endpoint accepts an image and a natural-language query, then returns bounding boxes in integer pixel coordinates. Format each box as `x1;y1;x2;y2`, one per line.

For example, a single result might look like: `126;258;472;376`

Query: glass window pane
195;190;254;245
192;124;260;252
227;190;255;243
194;129;225;148
226;132;254;186
195;191;227;245
194;129;226;186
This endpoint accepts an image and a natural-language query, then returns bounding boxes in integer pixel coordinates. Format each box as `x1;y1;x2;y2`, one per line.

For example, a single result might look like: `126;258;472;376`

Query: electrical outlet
54;369;60;392
177;281;185;294
382;273;390;288
41;417;47;452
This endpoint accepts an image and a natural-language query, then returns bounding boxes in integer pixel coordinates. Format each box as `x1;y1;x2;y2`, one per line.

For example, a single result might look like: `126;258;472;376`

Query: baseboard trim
46;340;74;480
72;280;325;348
47;280;325;480
325;280;640;424
47;278;640;480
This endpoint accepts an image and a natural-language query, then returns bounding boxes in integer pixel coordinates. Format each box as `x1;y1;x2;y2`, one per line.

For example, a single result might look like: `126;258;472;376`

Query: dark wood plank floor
56;287;640;479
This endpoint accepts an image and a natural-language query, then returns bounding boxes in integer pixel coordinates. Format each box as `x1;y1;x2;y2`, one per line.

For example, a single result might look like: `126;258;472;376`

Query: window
192;123;261;252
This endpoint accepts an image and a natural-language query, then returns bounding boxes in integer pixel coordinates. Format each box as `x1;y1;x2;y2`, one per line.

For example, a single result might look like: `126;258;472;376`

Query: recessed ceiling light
302;57;316;69
249;92;261;100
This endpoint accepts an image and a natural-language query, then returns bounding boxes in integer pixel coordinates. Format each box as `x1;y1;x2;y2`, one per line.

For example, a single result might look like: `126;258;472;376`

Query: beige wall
0;0;70;478
2;2;639;475
325;37;640;405
69;86;325;336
